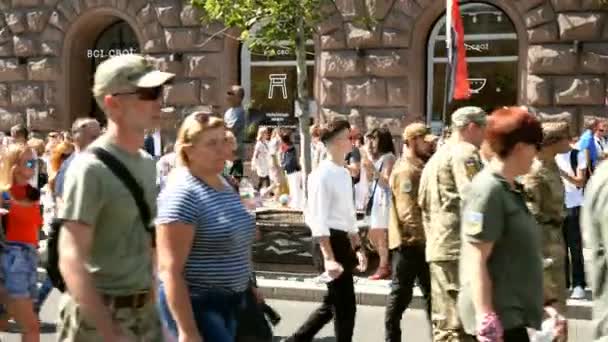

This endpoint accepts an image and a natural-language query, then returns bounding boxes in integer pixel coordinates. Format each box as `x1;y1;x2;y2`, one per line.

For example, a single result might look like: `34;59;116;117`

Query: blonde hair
0;143;33;192
27;138;45;156
175;113;225;168
256;126;269;141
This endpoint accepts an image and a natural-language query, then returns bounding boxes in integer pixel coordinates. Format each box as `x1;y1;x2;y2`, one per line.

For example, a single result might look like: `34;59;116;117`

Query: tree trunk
295;16;312;191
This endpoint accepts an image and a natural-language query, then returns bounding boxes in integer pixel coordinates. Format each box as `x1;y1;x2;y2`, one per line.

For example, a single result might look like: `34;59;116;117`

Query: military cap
402;122;429;141
542;121;570;146
451;106;487;128
93;54;174;98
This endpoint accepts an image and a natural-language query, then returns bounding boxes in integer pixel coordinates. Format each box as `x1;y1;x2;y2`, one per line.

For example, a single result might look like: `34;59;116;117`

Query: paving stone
319;78;342;106
320;51;363;78
10;83;42;106
554;77;605;105
527;75;552;106
27;57;58;80
524;3;555;28
163;80;200;106
345;23;381;48
26;10;49;33
528;23;559;44
6;11;26;34
558;13;604;41
344;78;386;107
180;4;204;26
13;34;36;56
184;53;222;78
0;58;26;81
581;43;608;74
155;1;181;27
528;44;577;74
365;50;408;77
386;77;408;107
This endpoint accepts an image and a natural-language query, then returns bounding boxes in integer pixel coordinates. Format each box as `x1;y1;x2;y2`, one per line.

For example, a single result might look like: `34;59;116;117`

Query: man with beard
385;122;434;342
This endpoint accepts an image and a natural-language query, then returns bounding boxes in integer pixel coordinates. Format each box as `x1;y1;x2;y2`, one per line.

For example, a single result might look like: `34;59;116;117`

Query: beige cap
402;122;429;141
92;54;174;98
451;106;487;128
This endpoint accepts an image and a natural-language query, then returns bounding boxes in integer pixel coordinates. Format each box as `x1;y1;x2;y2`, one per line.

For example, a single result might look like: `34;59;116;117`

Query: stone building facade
0;0;606;134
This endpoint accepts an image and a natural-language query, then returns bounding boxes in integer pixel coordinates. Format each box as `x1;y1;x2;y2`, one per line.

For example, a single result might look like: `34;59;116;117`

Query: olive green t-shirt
59;135;157;296
458;168;543;333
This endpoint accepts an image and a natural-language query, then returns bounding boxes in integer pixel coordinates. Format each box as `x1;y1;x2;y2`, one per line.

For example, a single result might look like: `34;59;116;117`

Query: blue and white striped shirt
156;167;255;293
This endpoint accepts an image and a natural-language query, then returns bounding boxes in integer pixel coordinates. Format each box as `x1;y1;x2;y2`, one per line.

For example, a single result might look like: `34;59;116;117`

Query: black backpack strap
89;147;152;232
569;149;579;175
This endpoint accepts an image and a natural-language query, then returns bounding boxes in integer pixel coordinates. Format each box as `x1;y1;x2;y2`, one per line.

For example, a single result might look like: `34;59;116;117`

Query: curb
257;277;593;321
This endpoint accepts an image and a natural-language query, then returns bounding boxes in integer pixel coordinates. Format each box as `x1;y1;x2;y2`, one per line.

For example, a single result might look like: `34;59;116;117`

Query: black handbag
365;162;384;216
235;287;274;342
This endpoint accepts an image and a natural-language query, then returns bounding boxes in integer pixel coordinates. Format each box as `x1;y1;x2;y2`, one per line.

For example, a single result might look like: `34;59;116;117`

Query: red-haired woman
457;107;558;342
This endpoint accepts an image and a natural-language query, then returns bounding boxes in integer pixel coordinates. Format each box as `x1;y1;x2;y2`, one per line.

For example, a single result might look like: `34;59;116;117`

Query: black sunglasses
113;86;163;101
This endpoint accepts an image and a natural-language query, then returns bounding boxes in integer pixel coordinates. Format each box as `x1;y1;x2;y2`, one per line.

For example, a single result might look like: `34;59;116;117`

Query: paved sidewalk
256;271;593;320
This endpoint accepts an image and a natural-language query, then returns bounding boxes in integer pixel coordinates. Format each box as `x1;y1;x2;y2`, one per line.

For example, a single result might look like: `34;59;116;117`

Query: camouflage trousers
429;261;472;342
57;293;163;342
544;259;568;314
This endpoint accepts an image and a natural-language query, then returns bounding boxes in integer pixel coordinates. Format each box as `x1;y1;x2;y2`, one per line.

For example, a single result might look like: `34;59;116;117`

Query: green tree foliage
192;0;327;178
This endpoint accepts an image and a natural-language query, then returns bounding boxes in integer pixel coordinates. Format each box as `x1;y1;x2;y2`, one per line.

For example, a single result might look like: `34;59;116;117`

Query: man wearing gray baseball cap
418;106;486;342
57;54;174;341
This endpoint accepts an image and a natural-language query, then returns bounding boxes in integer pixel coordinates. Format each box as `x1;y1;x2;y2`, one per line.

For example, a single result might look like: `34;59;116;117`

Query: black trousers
256;176;270;191
385;245;431;342
290;229;357;342
562;206;586;288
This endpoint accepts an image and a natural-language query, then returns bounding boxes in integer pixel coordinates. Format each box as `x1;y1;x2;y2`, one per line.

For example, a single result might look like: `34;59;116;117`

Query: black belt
102;291;151;309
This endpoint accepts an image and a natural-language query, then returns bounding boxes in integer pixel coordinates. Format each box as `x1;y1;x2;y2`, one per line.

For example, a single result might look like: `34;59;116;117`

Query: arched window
241;41;316;132
426;2;518;132
90;21;139;122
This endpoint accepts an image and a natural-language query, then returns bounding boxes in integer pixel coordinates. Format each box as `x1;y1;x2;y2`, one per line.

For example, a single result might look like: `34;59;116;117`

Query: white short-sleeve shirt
555;149;587;209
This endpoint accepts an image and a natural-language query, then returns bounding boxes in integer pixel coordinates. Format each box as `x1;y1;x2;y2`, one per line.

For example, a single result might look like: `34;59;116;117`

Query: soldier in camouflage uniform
419;107;486;342
521;121;571;322
385;123;434;342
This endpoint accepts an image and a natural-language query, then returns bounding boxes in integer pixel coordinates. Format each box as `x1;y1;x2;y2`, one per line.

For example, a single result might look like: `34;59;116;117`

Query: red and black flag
446;0;470;100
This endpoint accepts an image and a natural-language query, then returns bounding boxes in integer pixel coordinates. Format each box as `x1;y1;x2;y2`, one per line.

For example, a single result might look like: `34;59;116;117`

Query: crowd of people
0;53;607;342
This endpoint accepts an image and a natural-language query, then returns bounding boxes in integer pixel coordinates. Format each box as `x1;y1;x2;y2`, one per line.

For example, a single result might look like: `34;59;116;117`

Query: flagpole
442;0;453;128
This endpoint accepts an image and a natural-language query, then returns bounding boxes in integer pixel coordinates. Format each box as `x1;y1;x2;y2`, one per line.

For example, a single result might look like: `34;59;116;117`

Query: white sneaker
570;286;586;299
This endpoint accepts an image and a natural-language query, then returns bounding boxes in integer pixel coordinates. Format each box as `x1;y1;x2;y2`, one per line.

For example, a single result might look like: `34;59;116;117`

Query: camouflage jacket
418;139;482;262
388;154;425;249
522;158;566;260
522;158;567;309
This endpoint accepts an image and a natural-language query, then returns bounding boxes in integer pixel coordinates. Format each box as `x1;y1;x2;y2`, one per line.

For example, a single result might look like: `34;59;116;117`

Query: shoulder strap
89;147;152;232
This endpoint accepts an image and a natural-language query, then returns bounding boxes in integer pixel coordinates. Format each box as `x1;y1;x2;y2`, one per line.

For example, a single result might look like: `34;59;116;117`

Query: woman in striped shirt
156;112;256;342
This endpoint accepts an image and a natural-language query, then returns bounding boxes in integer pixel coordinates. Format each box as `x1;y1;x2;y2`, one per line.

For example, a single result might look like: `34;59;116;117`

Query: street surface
0;291;594;341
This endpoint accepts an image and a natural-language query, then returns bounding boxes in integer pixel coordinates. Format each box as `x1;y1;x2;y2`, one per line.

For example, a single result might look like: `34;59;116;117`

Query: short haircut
231;85;245;99
485;106;543;158
72;118;100;135
320;118;350;144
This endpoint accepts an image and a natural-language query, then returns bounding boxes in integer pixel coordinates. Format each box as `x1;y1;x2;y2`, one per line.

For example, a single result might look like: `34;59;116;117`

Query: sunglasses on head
112;86;163;101
25;159;36;169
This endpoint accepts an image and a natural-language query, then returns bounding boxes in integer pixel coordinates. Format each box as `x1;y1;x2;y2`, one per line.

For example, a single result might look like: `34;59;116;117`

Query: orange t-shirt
4;185;42;246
